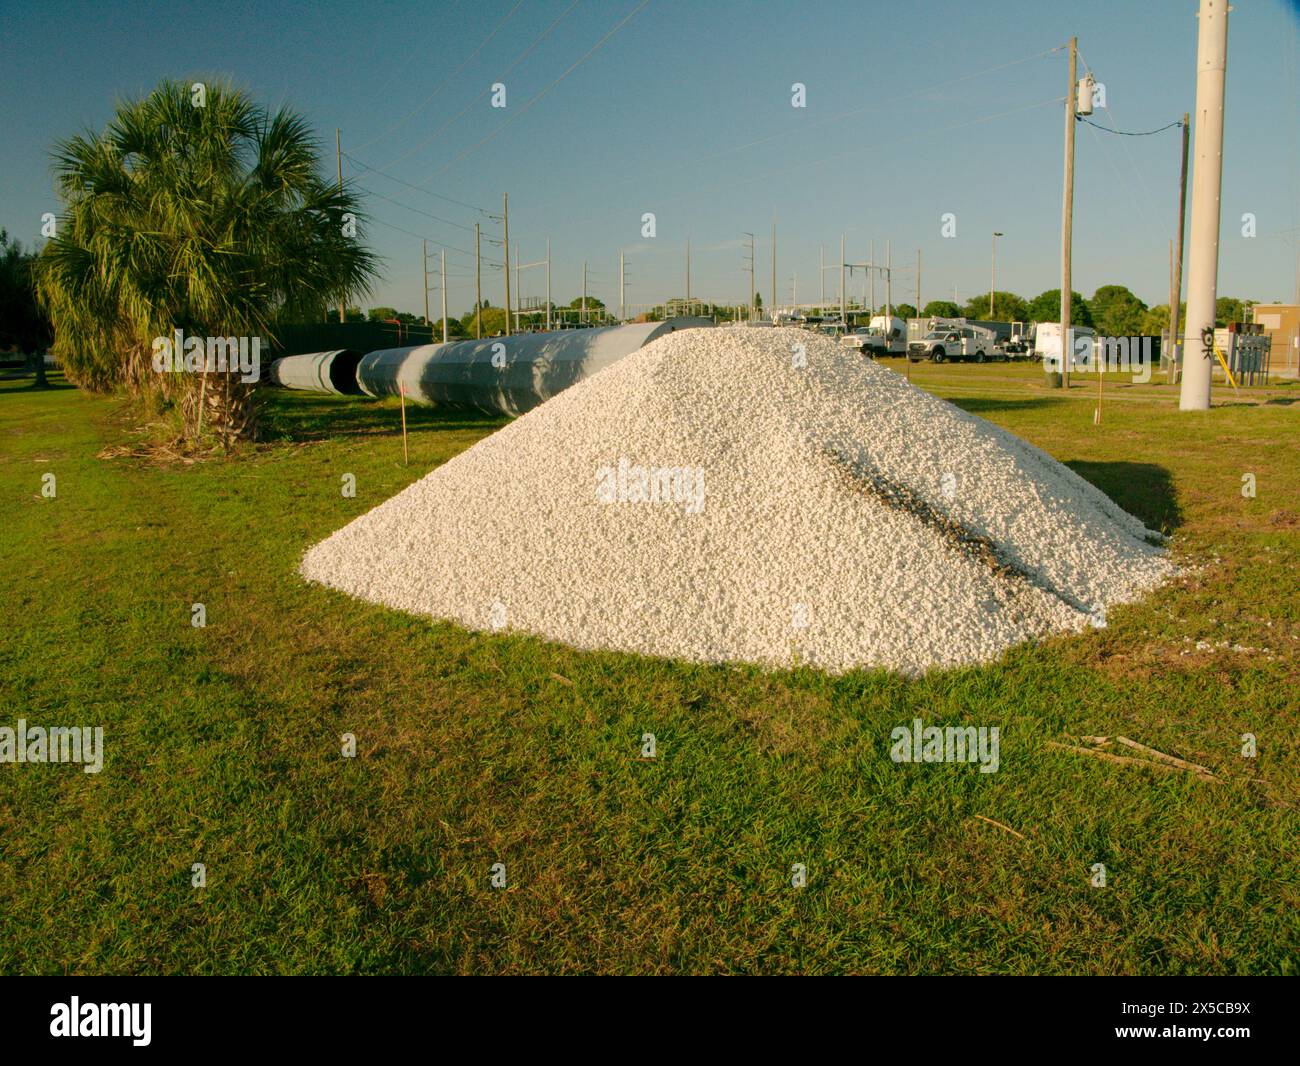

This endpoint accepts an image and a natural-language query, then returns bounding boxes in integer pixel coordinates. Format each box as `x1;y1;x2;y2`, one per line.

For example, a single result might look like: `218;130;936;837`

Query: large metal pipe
269;349;364;394
356;319;713;416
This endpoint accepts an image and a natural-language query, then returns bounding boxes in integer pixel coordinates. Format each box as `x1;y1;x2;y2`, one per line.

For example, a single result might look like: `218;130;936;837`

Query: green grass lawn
1;363;1296;974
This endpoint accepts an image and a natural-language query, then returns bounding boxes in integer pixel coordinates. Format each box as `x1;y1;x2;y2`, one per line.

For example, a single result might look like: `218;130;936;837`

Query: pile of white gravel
301;327;1172;675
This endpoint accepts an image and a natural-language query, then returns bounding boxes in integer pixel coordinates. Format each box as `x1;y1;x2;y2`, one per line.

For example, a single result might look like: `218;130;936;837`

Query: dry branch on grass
1048;735;1219;782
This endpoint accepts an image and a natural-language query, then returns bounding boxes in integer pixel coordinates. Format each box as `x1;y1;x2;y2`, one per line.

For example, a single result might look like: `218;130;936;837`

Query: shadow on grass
258;389;508;442
949;396;1067;413
0;371;76;392
1065;460;1183;532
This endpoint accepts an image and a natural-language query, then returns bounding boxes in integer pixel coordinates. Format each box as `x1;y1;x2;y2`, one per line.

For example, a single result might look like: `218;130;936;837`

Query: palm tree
36;80;377;443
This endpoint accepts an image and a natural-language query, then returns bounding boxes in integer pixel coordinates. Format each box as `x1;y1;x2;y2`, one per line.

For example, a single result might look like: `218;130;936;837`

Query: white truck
840;315;907;356
907;322;999;363
1034;323;1097;370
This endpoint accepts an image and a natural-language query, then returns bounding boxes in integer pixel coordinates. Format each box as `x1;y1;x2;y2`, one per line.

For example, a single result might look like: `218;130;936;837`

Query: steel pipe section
356;319;713;416
269;350;364;395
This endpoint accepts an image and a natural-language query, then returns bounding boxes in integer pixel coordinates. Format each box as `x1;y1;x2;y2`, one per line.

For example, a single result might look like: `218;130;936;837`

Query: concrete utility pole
474;222;482;339
336;129;346;326
502;193;511;336
582;260;587;324
422;239;430;326
1169;112;1191;384
546;237;552;331
990;232;1004;318
1056;37;1079;389
819;244;825;307
1181;0;1229;411
619;250;625;322
440;249;448;343
686;238;691;302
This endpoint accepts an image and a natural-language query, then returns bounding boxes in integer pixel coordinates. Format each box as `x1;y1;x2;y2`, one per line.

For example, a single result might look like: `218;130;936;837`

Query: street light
990;232;1004;319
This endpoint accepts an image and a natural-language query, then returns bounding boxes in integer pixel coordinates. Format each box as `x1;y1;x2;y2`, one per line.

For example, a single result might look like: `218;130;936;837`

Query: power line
522;43;1064;221
354;182;481;234
343;152;496;216
375;0;583;173
1079;116;1183;137
349;0;526;153
422;0;653;182
366;214;503;267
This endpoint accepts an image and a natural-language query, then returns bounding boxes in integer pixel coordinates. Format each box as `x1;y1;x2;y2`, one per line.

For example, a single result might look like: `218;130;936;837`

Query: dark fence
269;322;442;358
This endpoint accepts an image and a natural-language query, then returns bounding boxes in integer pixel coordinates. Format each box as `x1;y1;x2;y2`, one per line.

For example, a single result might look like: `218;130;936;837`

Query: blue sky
2;0;1297;317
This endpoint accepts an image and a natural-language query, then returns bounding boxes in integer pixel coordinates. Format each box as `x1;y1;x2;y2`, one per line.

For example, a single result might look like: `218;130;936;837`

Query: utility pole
336;129;346;326
1170;110;1190;384
619;250;625;322
686;238;691;303
582;260;587;324
749;232;755;321
422;239;430;327
1181;0;1229;410
870;239;875;313
546;237;552;331
474;222;482;339
886;240;892;321
440;249;448;343
819;244;825;307
1168;113;1190;384
502;193;511;336
840;233;846;325
515;241;521;330
1058;36;1078;389
990;231;1004;318
916;248;922;319
770;219;776;321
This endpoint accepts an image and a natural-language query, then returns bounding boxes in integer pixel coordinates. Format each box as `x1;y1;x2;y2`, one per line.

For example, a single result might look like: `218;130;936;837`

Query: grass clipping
302;327;1173;675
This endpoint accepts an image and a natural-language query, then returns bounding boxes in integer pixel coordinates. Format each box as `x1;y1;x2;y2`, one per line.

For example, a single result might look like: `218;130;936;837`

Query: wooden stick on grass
1047;740;1219;782
972;814;1027;840
399;380;408;465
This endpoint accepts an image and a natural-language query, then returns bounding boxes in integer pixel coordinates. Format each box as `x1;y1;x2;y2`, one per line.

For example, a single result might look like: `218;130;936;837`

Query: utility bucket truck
840;315;907;356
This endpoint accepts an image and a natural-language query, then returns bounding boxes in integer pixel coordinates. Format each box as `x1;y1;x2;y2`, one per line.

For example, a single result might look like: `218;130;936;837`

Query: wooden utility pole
770;219;776;321
515;241;521;332
1168;112;1190;384
870;239;875;313
582;260;587;324
502;193;511;336
819;244;825;307
916;247;922;319
747;233;755;321
1058;36;1078;389
619;250;625;322
546;237;552;331
839;233;846;325
440;249;448;343
475;222;482;339
336;129;346;326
